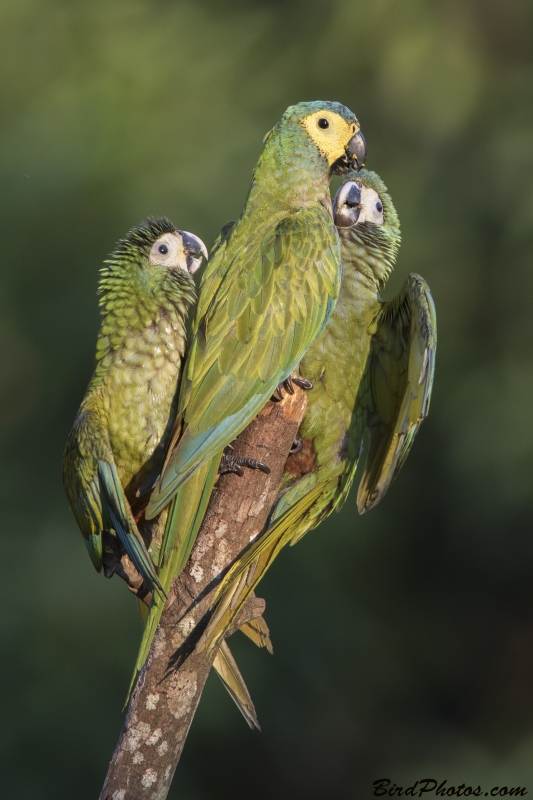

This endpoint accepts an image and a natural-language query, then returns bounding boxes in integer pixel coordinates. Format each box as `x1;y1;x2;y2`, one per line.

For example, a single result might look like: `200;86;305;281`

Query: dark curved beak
333;180;362;227
340;182;362;207
178;230;208;275
347;130;367;170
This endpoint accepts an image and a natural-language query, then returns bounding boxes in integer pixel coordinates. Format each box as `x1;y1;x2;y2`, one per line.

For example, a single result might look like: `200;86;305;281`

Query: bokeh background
1;0;533;797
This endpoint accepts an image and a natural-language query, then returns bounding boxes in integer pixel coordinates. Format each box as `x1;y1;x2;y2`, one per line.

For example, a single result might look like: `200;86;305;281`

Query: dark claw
292;377;314;391
289;435;303;455
240;457;271;474
271;384;284;402
283;376;295;395
220;454;271;476
220;460;244;477
271;376;313;402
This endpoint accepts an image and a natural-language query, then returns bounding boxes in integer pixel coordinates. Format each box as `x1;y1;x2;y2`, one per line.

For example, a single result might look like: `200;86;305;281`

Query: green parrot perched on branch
200;169;437;651
63;217;207;593
130;100;367;690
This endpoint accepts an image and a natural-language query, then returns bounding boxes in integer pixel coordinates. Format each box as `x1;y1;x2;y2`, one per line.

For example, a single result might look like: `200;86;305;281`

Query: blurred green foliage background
1;0;533;796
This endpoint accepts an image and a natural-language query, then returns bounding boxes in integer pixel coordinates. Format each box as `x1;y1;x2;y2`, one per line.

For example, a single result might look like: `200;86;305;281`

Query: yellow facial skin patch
301;110;359;166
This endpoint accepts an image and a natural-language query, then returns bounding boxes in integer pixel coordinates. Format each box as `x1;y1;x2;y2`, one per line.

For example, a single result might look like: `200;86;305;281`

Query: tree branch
99;387;307;800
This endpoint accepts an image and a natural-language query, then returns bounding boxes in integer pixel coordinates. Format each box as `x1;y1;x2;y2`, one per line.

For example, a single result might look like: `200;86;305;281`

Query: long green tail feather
213;640;260;730
137;598;149;626
126;453;221;702
97;460;165;597
198;480;330;654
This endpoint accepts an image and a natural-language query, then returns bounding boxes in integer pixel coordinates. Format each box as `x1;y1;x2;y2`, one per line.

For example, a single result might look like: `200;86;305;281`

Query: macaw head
334;169;399;231
117;217;207;275
270;101;367;175
99;217;207;306
144;222;208;277
333;169;401;284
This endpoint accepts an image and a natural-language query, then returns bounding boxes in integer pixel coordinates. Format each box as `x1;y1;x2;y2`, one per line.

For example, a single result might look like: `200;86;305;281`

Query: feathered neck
339;221;401;291
244;122;331;218
98;258;196;331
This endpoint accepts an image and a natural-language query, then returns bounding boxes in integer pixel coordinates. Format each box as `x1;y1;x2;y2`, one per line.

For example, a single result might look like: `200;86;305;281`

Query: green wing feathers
63;411;106;571
357;273;437;513
147;205;341;516
97;461;165;597
63;409;162;593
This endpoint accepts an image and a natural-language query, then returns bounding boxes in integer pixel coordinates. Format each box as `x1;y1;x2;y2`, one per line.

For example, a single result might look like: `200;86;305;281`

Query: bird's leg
271;375;314;402
219;453;271;477
289;434;303;455
220;443;271;476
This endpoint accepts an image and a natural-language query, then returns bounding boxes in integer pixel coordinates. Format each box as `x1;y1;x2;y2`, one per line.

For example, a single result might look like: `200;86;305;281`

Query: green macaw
200;169;437;651
62;217;206;594
130;101;366;688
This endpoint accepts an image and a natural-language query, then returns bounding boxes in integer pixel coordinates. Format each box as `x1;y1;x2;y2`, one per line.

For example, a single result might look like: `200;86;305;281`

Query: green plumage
130;101;362;691
201;169;437;650
63;217;196;593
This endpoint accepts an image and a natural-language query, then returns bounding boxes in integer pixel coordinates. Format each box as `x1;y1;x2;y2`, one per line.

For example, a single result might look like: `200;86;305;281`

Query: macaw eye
318;118;329;129
158;244;169;255
376;201;383;212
